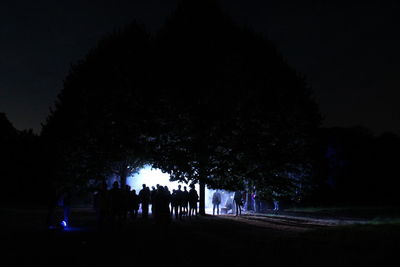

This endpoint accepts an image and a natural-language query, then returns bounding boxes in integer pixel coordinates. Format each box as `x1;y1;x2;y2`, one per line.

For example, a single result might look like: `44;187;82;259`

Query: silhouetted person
212;190;221;215
234;190;242;216
151;186;170;238
164;186;171;215
152;186;160;221
176;184;184;220
182;186;189;216
272;191;280;211
93;181;109;229
188;185;199;218
153;186;171;226
130;189;139;219
171;189;179;219
150;186;157;215
121;185;131;221
153;185;163;218
109;181;122;227
139;184;150;219
254;192;262;213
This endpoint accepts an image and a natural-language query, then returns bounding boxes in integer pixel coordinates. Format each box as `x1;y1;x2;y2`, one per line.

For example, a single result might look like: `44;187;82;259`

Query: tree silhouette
0;113;44;203
0;113;19;201
42;0;321;214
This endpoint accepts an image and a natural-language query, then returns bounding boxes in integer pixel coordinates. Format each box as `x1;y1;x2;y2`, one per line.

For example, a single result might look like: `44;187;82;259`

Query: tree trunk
120;173;127;187
199;179;206;215
119;167;128;187
198;151;207;215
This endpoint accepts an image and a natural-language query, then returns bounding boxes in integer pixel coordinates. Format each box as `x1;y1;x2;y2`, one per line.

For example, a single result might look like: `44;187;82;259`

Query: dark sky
1;0;399;134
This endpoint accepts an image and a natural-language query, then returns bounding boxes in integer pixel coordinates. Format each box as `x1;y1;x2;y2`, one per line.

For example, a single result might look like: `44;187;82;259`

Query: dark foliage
39;1;321;212
0;113;44;203
2;2;399;208
41;22;152;187
151;0;321;195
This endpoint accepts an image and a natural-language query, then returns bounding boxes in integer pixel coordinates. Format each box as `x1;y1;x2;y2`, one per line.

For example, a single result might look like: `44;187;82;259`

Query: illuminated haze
126;165;234;213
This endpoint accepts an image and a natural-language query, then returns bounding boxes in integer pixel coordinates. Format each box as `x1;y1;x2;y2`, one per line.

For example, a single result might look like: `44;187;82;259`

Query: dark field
1;206;400;266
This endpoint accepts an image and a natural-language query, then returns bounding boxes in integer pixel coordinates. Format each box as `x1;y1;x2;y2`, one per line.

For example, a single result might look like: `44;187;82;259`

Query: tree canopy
42;0;321;213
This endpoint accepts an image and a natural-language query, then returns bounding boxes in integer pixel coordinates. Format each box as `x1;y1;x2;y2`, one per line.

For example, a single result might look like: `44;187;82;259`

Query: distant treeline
309;126;400;206
0;113;46;204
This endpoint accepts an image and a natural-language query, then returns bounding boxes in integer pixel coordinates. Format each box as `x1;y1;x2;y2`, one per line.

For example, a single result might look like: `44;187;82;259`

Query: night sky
1;0;399;134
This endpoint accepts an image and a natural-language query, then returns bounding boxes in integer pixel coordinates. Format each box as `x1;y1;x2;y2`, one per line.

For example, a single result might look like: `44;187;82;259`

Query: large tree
42;0;321;214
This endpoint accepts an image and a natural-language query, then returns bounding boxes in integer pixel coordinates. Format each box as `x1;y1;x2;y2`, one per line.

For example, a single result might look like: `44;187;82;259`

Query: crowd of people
93;181;200;229
47;182;261;230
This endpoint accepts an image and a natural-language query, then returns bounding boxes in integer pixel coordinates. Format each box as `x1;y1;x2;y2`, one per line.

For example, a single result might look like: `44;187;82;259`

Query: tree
42;1;321;214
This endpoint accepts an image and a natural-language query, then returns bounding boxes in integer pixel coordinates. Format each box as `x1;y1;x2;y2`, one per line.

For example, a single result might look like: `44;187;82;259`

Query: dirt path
218;212;369;232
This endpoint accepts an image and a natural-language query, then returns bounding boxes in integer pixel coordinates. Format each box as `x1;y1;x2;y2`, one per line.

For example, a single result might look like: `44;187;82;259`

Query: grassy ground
1;206;399;266
285;206;400;221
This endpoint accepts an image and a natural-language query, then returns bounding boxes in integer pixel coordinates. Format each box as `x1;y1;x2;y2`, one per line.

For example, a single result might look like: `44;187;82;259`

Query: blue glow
61;226;85;232
61;220;67;227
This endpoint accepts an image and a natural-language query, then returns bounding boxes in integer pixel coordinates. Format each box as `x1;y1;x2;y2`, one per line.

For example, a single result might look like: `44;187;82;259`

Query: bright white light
127;165;188;192
126;165;234;214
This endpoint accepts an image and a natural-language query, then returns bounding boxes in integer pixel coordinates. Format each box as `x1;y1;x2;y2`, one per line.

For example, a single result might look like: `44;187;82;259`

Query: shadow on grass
1;206;399;266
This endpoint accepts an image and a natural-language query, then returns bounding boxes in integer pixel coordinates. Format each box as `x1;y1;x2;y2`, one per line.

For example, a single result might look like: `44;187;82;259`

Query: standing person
188;184;199;218
93;181;109;229
234;190;242;216
139;184;150;219
152;186;161;222
153;186;171;235
109;181;122;227
254;192;261;213
212;190;222;215
182;186;189;216
150;186;157;216
164;186;171;215
121;185;131;221
171;189;179;219
130;189;139;219
154;186;171;226
272;191;280;211
176;185;184;220
250;192;256;212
